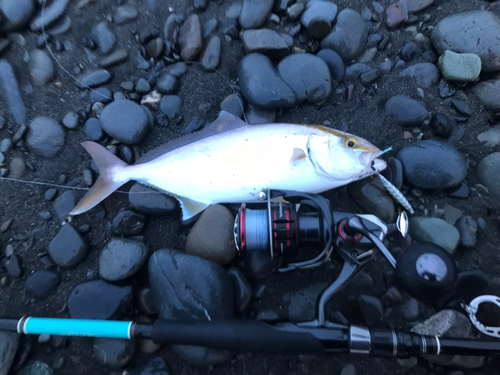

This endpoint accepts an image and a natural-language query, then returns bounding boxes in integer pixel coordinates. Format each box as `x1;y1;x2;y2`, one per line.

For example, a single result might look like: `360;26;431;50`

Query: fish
70;111;387;221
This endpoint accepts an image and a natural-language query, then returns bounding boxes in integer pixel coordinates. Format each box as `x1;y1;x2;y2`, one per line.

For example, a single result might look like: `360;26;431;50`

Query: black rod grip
151;319;347;355
439;338;500;356
0;319;19;332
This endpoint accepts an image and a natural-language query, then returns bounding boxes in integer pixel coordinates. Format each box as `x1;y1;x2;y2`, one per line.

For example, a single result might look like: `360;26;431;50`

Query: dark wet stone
401;298;420;321
5;254;22;278
358;295;384;325
38;211;52;220
242;251;274;280
94;338;135;368
149;249;233;365
137;288;158;315
92;22;116;54
360;69;379;85
455;270;489;302
221;18;239;39
440;82;456;99
201;36;221;71
203;18;219;39
349;177;395;223
99;49;129;68
386;0;408;29
67;279;133;319
399;63;439;88
84;118;104;141
401;41;423;61
451;98;472;116
76;69;112;88
366;33;382;48
26;117;65;158
166;62;188;77
286;2;304;21
345;63;372;78
239;0;274;29
284;283;327;322
0;0;36;31
397;140;467;190
0;59;27;126
25;270;60;300
409;216;460;255
28;50;55;86
193;0;208;12
382;157;404;190
381;287;403;306
179;14;203;61
138;357;171;375
321;8;368;61
185;205;237;266
156;74;177;94
99;238;148;281
242;29;290;60
455;215;477;248
128;183;177;215
160;95;182;119
316;48;344;81
100;99;150;144
120;81;134;92
472;80;500;112
301;1;337;37
430;113;452;138
245;104;276;124
448;182;469;199
227;267;252;314
18;361;54;375
111;209;147;236
117;144;134;164
46;15;71;36
135;78;151;94
0;331;19;375
146;37;164;59
163;13;185;56
30;0;69;32
185;116;205;134
89;87;113;103
48;224;88;268
44;188;58;201
113;6;138;25
62;111;79;129
220;93;244;118
385;95;428;127
0;38;11;54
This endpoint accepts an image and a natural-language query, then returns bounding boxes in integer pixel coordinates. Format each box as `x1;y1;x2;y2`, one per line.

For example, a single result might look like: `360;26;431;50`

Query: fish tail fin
70;141;130;216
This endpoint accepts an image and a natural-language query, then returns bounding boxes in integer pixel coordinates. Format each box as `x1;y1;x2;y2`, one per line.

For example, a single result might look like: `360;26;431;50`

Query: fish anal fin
173;194;210;222
205;110;247;131
289;147;306;166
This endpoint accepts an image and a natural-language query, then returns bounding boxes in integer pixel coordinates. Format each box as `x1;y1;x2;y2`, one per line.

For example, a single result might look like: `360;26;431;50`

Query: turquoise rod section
23;318;132;339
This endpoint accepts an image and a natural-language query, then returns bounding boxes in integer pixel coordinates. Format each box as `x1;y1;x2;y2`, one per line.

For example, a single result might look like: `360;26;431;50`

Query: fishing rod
1;190;499;359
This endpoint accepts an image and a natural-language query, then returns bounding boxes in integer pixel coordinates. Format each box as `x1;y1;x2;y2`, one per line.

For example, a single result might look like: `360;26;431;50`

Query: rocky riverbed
1;0;500;374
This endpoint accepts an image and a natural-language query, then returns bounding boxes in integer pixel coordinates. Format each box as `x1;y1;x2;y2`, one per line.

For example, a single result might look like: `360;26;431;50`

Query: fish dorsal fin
136;111;248;164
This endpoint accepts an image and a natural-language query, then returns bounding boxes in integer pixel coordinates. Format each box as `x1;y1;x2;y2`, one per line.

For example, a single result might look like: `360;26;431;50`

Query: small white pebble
5;244;14;258
38;334;51;343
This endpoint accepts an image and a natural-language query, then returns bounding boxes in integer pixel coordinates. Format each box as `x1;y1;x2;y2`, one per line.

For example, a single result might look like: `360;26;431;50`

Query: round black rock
99;238;149;281
316;48;344;81
111;209;147;236
227;267;252;314
5;255;22;278
25;270;60;300
93;338;135;368
160;95;182;119
48;224;88;268
156;73;177;94
67;279;133;319
99;99;150;144
26;117;65;158
397;139;467;190
430;113;453;138
84;118;104;141
89;87;113;103
128;182;178;214
385;95;428;127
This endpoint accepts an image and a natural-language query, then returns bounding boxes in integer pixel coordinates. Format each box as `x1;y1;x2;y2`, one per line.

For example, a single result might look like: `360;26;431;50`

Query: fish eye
343;137;358;148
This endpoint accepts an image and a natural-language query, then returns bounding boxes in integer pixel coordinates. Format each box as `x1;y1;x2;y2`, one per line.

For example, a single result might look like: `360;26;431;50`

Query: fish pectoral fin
173;195;210;222
289;148;306;166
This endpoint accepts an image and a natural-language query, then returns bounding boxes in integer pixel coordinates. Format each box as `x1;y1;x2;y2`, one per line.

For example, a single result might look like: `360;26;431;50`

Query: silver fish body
70;111;387;220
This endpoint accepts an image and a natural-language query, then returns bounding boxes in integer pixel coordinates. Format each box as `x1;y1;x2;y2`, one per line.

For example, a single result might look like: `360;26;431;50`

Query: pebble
185;205;237;266
185;116;205;133
220;94;244;118
455;270;489;302
385;95;428;127
160;95;182;118
89;87;113;103
226;3;242;18
448;182;469;199
163;13;185;56
92;22;116;54
383;157;404;189
8;156;25;179
431;11;500;72
136;78;151;94
0;0;36;31
194;0;208;12
156;73;177;94
99;49;129;68
409;216;460;255
239;0;274;29
242;29;291;60
340;364;356;375
451;98;472;116
381;286;403;306
166;62;188;77
472;80;500;112
146;37;164;59
137;287;158;316
357;295;384;325
401;42;422;61
113;6;139;25
25;270;60;300
227;267;252;314
18;361;54;375
30;0;69;32
348;177;395;223
203;18;219;39
386;0;408;30
48;223;88;268
0;331;19;375
138;357;171;375
360;69;379;85
430;113;452;138
277;53;331;103
476;152;500;197
26;117;65;158
477;125;500;147
366;34;382;48
67;279;133;319
46;15;71;36
44;188;58;201
399;63;439;88
455;215;477;248
407;0;433;13
245;104;276;124
438;50;481;82
284;283;327;322
76;69;112;88
100;99;150;144
5;254;22;277
53;190;74;220
38;211;52;220
358;47;378;64
179;14;203;61
316;49;344;81
28;50;55;86
239;53;296;109
201;36;221;71
111;209;147;236
93;338;135;368
0;59;27;126
321;9;368;61
397;139;467;190
286;3;304;21
62;111;79;129
149;249;234;365
401;298;420;321
301;0;338;39
128;182;177;214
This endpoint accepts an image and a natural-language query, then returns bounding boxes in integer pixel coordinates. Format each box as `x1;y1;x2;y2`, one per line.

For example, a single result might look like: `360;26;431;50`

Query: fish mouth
359;151;387;172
